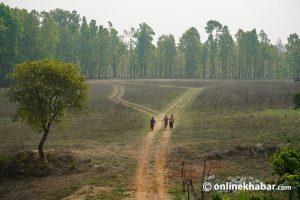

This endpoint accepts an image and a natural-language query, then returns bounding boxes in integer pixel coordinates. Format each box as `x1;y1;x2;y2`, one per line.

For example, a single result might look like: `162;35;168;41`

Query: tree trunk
38;128;49;160
202;64;206;79
113;63;117;78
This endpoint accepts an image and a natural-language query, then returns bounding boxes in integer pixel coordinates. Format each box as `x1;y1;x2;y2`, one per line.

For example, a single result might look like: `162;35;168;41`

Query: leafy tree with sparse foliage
8;59;87;160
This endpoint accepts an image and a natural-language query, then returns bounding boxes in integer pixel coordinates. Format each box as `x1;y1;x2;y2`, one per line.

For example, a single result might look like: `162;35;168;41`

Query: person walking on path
150;116;156;131
163;115;169;129
169;114;174;129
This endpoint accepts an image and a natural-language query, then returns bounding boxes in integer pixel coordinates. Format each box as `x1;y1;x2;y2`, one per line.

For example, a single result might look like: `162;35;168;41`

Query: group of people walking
150;114;174;131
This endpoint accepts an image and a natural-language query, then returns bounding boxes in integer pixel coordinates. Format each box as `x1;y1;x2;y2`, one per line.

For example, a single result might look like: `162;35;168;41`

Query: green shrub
212;192;223;200
249;195;261;200
271;146;300;178
292;91;300;109
271;146;300;200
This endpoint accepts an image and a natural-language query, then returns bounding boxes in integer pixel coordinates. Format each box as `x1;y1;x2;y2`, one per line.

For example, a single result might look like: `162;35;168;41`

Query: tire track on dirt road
110;85;202;200
154;88;201;200
111;85;162;199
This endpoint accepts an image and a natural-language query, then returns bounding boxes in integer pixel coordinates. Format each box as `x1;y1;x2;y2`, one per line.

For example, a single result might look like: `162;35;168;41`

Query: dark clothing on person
163;116;169;128
169;116;174;129
150;118;156;131
169;121;174;129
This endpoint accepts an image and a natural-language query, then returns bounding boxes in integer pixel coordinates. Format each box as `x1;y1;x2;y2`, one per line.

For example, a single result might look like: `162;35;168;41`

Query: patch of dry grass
123;84;186;111
169;80;300;199
195;80;300;109
0;82;147;199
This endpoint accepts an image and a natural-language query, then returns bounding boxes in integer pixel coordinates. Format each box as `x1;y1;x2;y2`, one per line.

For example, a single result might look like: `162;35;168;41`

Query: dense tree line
1;3;300;80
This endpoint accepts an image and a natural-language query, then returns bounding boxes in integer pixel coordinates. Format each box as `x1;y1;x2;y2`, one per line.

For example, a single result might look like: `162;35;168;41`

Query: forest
0;3;300;80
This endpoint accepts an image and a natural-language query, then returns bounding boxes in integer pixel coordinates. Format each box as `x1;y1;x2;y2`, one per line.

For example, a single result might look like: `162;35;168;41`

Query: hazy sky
1;0;299;44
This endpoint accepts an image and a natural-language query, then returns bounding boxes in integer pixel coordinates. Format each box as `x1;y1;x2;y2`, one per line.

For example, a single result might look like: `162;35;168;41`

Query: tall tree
200;42;209;79
0;3;21;80
205;20;222;78
97;25;110;78
88;19;98;77
286;33;300;81
79;16;90;77
13;9;41;62
39;12;60;59
235;29;259;79
179;27;201;79
275;38;288;78
134;23;155;78
257;30;272;78
219;26;234;79
109;26;126;78
124;27;136;78
157;34;176;78
50;9;80;64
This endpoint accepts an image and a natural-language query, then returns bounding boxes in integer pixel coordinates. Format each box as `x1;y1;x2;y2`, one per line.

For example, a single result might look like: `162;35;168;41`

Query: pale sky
1;0;299;45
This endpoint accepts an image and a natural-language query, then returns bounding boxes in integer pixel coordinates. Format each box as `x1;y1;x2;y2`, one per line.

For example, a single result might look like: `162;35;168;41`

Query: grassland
0;83;147;151
0;80;187;200
1;80;299;200
113;79;222;88
168;80;300;199
171;81;300;151
123;84;186;111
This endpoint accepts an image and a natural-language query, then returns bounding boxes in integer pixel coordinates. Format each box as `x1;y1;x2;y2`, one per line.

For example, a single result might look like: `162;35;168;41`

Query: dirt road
111;85;201;200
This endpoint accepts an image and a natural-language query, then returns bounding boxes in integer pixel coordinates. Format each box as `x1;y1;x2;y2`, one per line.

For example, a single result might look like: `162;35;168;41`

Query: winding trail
110;84;202;200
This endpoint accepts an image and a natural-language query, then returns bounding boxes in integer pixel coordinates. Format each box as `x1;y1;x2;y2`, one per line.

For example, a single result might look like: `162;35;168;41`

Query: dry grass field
0;79;299;200
168;80;300;199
